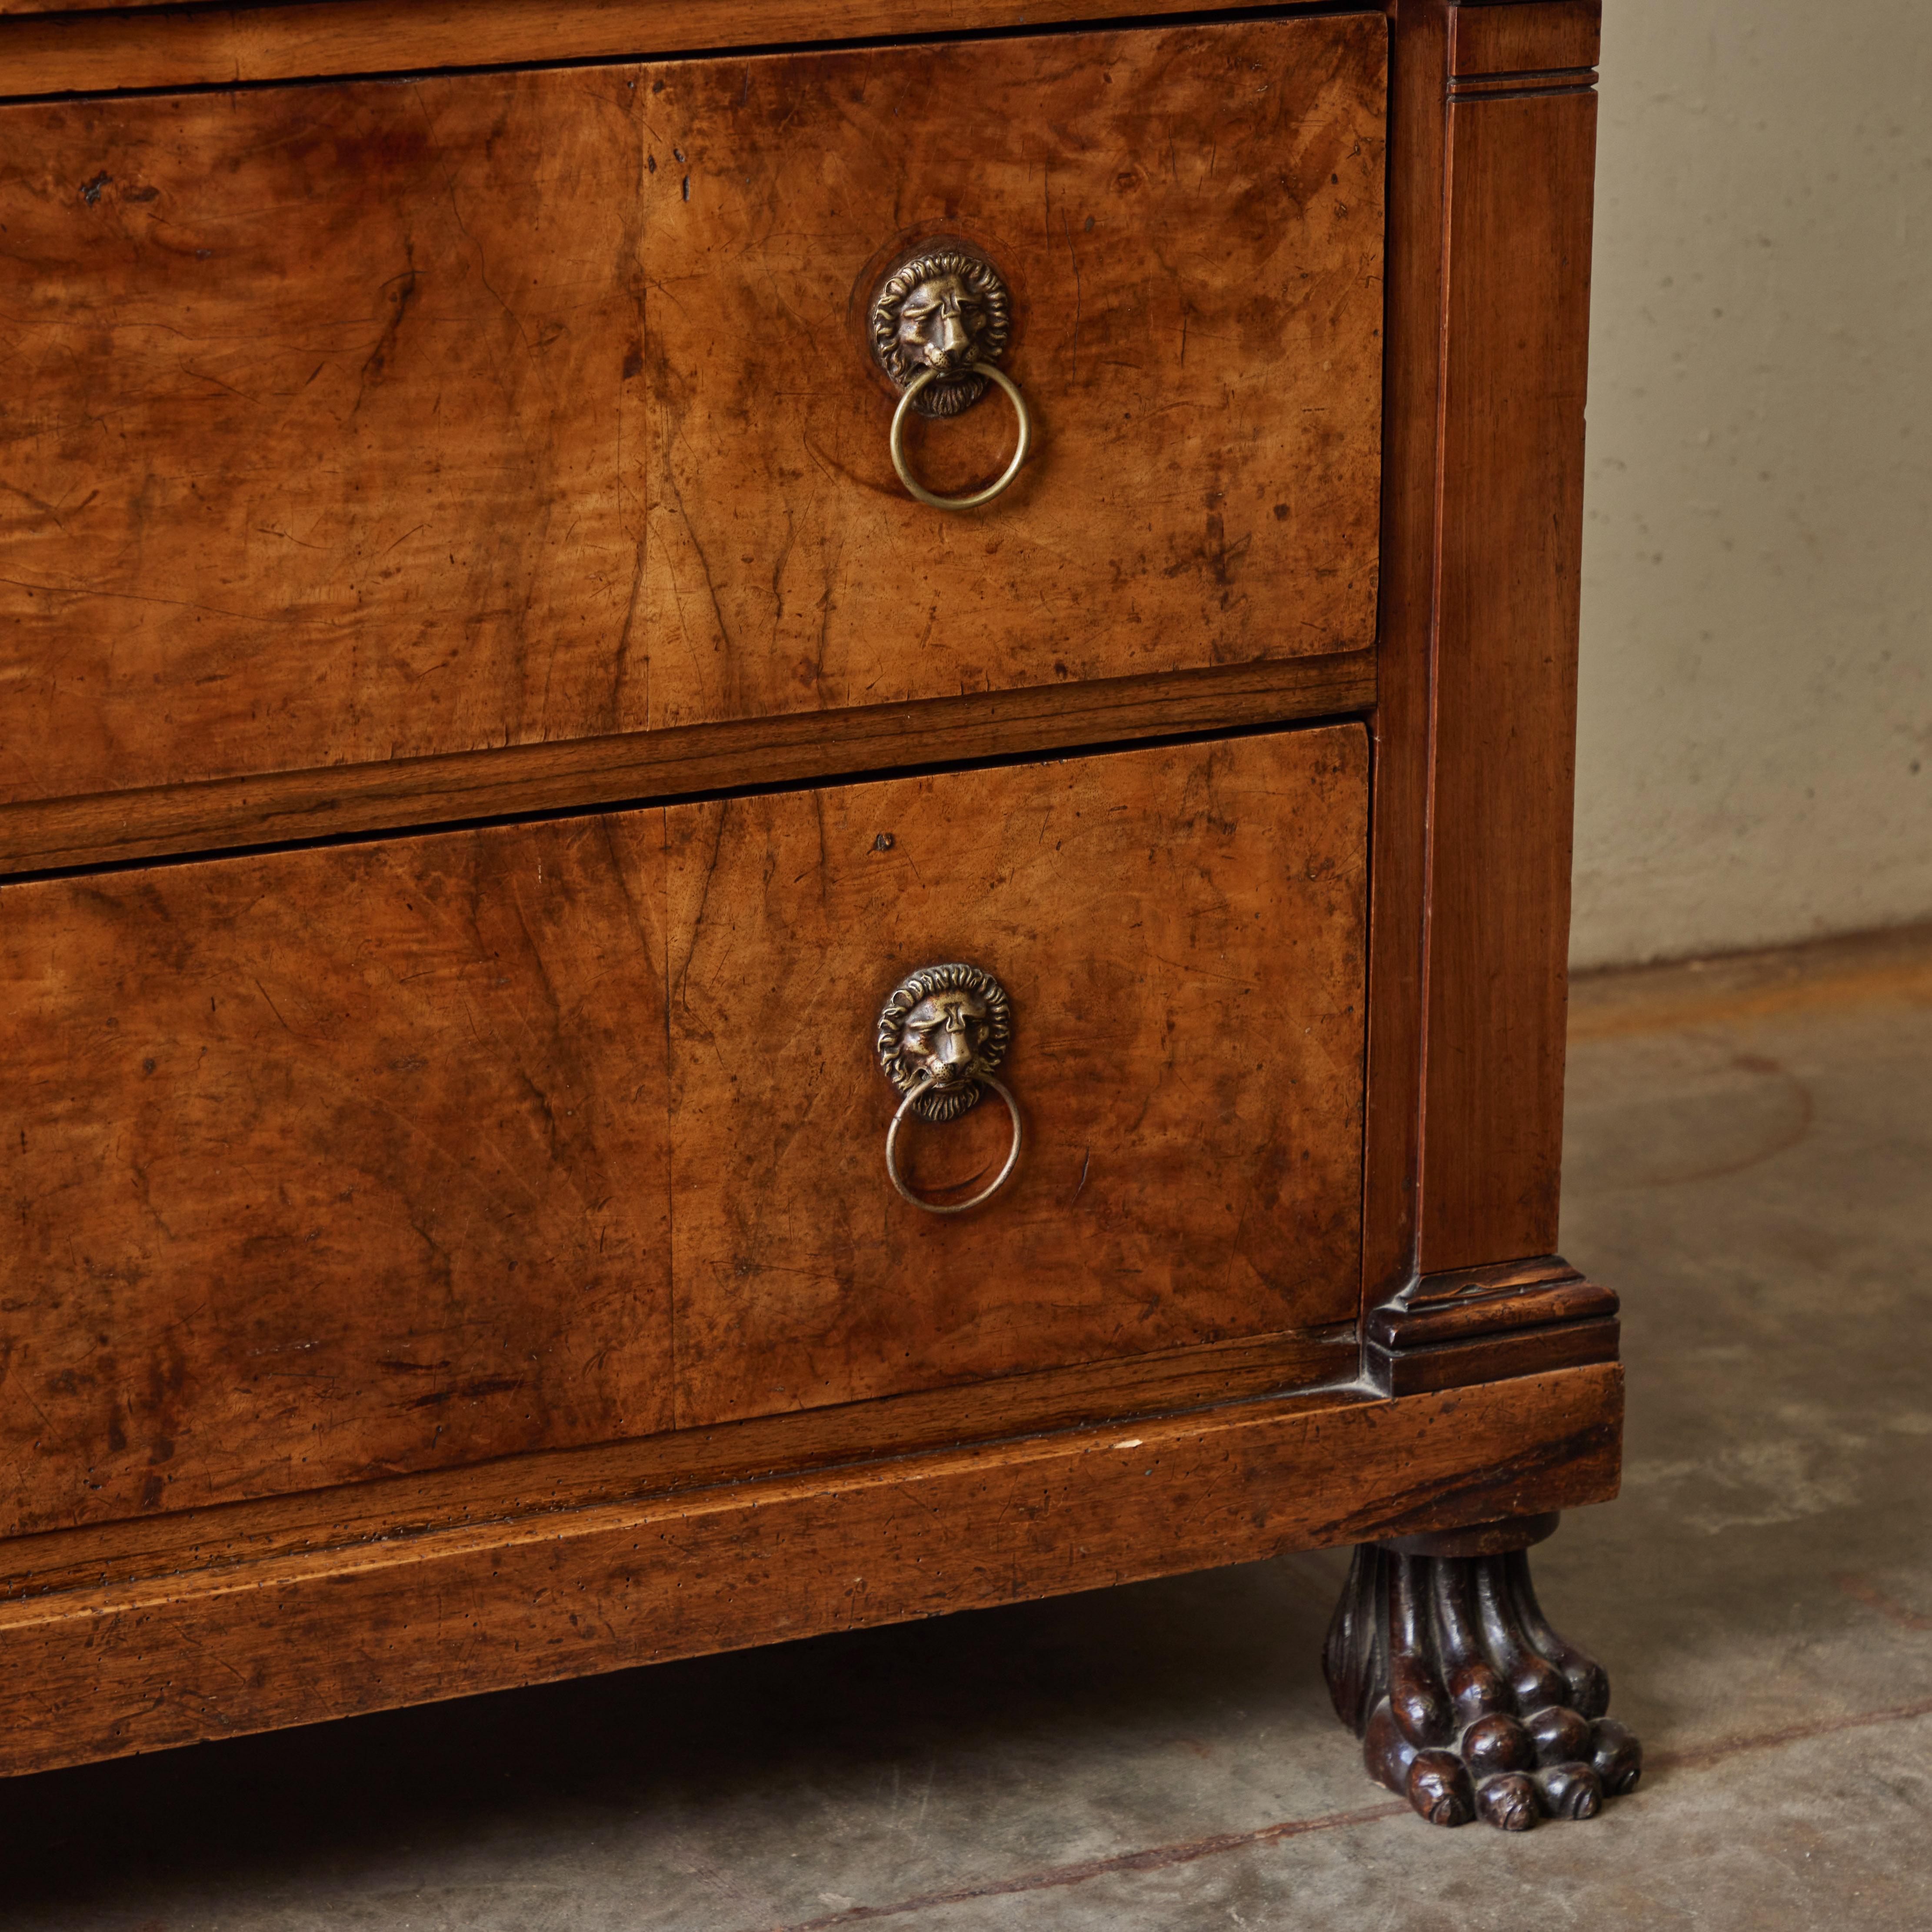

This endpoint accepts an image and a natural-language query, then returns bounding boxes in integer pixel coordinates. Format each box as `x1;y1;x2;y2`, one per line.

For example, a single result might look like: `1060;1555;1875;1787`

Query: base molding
0;1363;1622;1781
1366;1256;1620;1396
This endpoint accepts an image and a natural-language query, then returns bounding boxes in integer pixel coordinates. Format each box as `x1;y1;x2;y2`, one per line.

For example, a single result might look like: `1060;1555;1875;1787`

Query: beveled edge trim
0;1322;1361;1602
1369;1252;1617;1342
1362;1254;1622;1397
0;650;1376;879
0;0;1368;103
1447;68;1596;101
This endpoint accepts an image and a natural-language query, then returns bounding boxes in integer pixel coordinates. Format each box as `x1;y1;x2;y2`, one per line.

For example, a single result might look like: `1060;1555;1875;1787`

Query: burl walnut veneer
0;0;1636;1832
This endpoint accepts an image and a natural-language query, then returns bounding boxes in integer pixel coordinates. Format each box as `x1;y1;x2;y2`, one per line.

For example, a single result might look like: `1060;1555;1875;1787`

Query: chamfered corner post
1422;0;1604;1279
1336;0;1631;1829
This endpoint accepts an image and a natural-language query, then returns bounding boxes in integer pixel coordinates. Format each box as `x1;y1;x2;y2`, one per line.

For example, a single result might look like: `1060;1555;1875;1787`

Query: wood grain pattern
0;1;1358;98
641;19;1386;734
1418;47;1598;1273
0;67;649;805
0;1324;1357;1607
1449;0;1601;80
0;0;1623;1789
0;816;674;1536
0;15;1382;810
668;727;1370;1424
0;650;1376;879
0;1363;1625;1780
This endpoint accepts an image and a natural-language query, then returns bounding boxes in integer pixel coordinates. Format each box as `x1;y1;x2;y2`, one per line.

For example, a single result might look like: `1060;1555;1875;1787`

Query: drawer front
668;729;1369;1425
0;726;1364;1532
642;17;1386;733
0;14;1385;806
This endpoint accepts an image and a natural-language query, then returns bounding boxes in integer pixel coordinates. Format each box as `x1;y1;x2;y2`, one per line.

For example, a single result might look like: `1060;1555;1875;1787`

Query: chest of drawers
0;0;1635;1835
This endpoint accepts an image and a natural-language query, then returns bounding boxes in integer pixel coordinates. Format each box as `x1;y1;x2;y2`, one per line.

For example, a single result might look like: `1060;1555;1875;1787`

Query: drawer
0;14;1386;806
0;725;1366;1533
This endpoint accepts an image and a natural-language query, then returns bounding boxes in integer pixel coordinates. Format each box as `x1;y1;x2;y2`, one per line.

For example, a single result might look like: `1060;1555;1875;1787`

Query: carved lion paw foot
1325;1532;1642;1831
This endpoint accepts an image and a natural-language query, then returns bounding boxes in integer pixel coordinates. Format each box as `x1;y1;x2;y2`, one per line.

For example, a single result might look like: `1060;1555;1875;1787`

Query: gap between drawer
0;650;1376;882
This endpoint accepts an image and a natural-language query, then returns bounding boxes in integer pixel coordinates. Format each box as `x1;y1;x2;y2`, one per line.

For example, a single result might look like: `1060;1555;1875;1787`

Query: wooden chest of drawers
0;0;1636;1835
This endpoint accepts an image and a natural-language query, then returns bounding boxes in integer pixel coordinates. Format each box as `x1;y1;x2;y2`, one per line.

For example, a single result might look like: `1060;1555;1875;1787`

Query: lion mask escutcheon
869;248;1013;419
876;962;1013;1122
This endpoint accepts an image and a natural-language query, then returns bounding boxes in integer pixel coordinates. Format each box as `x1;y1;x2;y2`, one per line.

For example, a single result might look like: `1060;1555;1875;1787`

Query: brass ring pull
889;362;1033;512
885;1070;1024;1215
875;961;1021;1215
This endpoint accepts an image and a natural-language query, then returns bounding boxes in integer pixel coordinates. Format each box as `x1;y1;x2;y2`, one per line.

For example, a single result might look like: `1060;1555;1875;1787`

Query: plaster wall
1572;0;1932;967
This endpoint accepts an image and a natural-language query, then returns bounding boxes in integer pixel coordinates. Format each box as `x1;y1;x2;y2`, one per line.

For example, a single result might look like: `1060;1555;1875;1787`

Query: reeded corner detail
1446;67;1599;103
1445;0;1602;102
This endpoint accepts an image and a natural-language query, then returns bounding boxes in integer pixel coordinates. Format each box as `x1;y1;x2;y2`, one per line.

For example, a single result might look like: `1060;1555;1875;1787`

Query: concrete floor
11;927;1932;1930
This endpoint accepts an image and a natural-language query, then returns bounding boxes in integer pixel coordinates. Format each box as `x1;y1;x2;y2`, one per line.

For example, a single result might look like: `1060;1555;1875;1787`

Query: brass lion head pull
876;963;1011;1120
870;246;1013;417
876;962;1022;1213
869;244;1032;511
